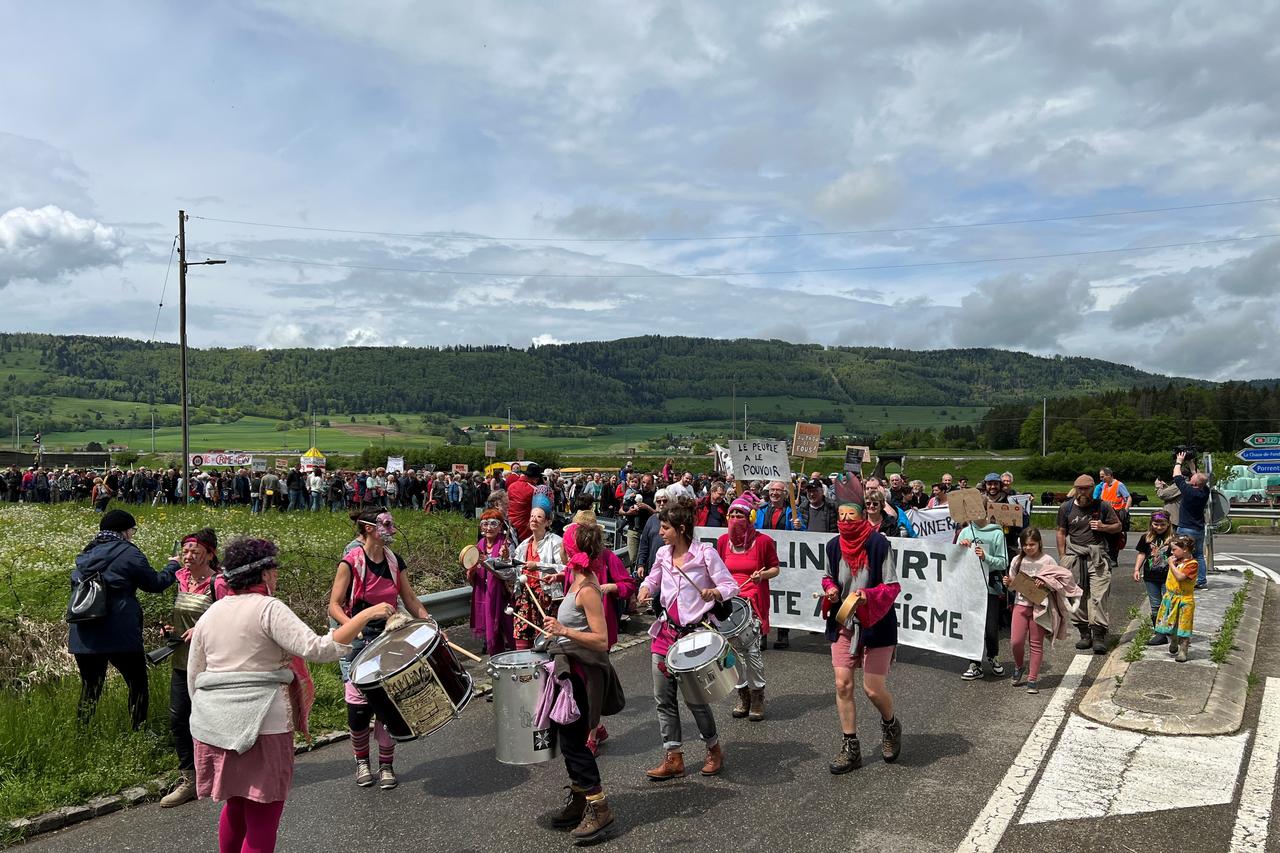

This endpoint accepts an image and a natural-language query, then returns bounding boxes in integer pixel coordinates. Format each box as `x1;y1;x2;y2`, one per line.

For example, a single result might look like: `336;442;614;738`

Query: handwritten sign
792;422;823;459
947;488;988;525
484;441;497;458
451;463;468;474
988;501;1025;528
728;439;791;481
844;445;869;473
386;456;405;473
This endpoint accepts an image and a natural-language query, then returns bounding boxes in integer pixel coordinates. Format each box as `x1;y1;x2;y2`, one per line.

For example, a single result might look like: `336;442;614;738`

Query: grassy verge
1210;571;1252;664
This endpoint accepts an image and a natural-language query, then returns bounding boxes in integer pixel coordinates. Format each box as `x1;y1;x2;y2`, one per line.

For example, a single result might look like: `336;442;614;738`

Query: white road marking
1216;553;1280;584
956;655;1090;853
1230;677;1280;852
1019;715;1248;823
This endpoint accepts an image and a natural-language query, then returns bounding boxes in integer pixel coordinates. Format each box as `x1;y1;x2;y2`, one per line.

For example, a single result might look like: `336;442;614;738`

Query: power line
148;236;178;343
196;232;1280;280
190;195;1280;244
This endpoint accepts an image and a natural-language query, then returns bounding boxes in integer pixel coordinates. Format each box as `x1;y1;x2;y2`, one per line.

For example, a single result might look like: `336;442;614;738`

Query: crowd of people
55;449;1214;850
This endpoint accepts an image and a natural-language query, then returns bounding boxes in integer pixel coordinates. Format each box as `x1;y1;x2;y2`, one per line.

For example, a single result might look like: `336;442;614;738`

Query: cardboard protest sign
1008;571;1047;605
947;488;988;525
484;441;497;458
792;422;823;459
695;527;986;660
728;439;791;481
844;445;869;473
988;501;1025;528
451;463;468;474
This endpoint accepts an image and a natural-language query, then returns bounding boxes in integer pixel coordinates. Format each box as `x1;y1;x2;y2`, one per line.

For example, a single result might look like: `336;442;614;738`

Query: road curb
1079;575;1266;735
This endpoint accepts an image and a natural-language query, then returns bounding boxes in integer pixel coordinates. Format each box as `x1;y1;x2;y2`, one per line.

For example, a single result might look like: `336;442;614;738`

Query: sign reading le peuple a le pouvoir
728;439;791;481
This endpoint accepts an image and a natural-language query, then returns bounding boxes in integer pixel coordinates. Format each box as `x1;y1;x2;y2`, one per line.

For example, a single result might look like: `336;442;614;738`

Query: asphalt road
25;535;1280;853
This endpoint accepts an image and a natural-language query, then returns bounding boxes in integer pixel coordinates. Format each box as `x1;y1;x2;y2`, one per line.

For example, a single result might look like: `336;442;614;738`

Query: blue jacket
68;539;177;655
756;504;803;531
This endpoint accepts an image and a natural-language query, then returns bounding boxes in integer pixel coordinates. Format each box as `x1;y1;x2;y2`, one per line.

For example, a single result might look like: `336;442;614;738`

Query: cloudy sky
3;1;1278;379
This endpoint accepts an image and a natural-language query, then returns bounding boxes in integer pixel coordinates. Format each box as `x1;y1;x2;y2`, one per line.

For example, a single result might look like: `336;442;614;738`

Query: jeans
251;497;261;514
1177;526;1207;584
727;616;765;689
1143;579;1164;617
652;653;717;751
170;667;194;771
75;651;149;729
550;673;601;793
288;488;305;511
310;492;323;511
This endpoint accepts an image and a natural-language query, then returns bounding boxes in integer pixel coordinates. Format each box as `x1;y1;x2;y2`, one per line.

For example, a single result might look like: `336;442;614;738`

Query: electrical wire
148;236;178;343
189;195;1280;244
194;232;1280;280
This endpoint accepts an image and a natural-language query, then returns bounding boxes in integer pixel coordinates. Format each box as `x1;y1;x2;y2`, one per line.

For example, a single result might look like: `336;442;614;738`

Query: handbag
66;570;108;623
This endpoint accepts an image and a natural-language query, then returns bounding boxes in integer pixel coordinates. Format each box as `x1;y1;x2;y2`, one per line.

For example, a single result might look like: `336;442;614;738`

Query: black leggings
75;651;149;729
170;668;194;770
551;674;600;793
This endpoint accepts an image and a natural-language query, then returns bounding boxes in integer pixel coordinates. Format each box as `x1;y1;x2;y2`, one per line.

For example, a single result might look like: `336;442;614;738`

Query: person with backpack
327;509;431;790
68;509;179;729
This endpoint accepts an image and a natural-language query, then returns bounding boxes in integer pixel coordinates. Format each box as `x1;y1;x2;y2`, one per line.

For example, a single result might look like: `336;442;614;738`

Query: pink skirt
195;732;295;803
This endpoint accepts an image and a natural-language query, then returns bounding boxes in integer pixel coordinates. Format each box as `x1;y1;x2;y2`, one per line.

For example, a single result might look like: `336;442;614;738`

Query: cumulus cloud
812;166;902;225
951;270;1094;348
0;206;125;286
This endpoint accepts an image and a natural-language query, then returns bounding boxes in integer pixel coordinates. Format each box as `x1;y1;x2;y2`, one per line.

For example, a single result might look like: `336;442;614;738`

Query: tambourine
459;545;481;571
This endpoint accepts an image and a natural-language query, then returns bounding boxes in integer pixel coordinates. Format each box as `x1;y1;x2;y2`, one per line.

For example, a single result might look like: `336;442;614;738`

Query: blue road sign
1236;448;1280;462
1247;462;1280;476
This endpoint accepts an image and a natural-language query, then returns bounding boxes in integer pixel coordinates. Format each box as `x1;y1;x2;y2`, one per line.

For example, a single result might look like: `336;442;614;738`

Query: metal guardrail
1029;505;1280;519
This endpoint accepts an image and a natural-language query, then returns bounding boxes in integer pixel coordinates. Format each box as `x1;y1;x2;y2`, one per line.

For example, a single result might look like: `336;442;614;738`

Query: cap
1073;474;1095;489
983;472;1001;483
100;509;137;533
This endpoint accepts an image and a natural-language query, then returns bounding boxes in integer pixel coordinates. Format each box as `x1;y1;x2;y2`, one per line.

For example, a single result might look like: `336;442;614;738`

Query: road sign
1247;462;1280;475
1243;433;1280;447
1237;447;1280;462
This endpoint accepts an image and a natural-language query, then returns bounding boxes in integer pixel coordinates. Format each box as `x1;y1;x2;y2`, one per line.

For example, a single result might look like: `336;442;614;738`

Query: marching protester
69;510;179;729
188;537;395;853
1133;511;1175;646
541;521;624;843
1171;452;1210;588
467;509;516;655
926;483;949;508
638;498;739;780
1056;474;1122;654
861;490;901;538
822;502;901;774
1003;528;1081;695
957;503;1009;680
512;499;561;649
635;488;669;578
694;480;730;527
1155;534;1199;662
800;478;837;532
159;528;221;808
329;509;432;790
714;497;778;721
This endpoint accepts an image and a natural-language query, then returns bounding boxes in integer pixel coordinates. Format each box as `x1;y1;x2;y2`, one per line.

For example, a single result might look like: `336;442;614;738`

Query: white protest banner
728;439;791;481
386;456;405;473
1009;493;1033;515
905;507;959;543
189;452;253;468
713;444;734;476
791;422;822;459
695;527;986;660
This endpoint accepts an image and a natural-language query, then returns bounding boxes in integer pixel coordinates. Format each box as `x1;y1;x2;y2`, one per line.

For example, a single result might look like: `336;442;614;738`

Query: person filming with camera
1171;450;1211;588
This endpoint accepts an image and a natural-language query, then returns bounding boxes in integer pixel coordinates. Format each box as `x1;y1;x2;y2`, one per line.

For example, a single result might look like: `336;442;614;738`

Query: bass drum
487;650;560;765
350;618;473;741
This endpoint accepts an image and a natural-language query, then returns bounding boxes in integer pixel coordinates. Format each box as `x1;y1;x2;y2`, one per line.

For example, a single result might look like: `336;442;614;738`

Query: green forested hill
0;332;1189;426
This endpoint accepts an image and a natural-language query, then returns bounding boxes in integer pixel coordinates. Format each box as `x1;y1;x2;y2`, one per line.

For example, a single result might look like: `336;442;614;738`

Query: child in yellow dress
1154;535;1198;662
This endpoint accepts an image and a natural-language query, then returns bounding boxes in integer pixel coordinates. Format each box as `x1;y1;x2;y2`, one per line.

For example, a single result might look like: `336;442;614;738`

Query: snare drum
715;597;756;647
665;631;738;705
350;618;473;741
487;650;560;765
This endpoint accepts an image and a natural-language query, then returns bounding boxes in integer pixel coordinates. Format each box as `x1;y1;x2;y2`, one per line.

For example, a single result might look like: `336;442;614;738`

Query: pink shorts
831;629;895;675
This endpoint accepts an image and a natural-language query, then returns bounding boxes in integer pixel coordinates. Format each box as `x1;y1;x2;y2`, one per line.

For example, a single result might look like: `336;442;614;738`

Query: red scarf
836;519;874;570
727;517;756;550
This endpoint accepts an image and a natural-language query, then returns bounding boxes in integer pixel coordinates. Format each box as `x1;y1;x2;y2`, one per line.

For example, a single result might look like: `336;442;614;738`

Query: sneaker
961;662;982;680
1010;667;1026;687
1026;680;1039;695
1194;581;1208;590
988;658;1006;676
355;759;375;788
378;765;397;790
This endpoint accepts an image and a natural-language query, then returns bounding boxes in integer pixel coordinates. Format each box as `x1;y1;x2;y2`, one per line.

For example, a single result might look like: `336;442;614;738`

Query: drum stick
516;575;550;620
447;641;483;663
504;606;553;638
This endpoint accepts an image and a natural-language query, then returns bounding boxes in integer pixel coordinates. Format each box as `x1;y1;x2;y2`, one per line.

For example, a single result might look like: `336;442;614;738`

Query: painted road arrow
1237;447;1280;462
1247;462;1280;475
1243;433;1280;447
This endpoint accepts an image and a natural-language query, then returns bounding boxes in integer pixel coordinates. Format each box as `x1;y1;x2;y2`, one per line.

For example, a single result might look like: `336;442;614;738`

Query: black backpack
66;569;108;623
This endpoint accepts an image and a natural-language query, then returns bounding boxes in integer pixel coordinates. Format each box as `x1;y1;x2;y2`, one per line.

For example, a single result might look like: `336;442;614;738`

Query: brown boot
881;716;902;763
731;687;750;719
551;786;587;829
645;750;685;781
571;797;615;845
748;688;765;722
700;743;724;776
159;771;196;808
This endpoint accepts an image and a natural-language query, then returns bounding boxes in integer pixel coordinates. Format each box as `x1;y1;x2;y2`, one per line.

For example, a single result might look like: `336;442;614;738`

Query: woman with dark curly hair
187;537;393;853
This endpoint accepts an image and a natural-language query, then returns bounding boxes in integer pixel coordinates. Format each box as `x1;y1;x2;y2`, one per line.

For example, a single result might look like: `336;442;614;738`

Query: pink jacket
642;541;739;637
1026;562;1082;641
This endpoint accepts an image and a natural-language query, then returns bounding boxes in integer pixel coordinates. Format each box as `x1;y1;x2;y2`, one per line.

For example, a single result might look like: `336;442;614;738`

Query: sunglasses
480;520;502;528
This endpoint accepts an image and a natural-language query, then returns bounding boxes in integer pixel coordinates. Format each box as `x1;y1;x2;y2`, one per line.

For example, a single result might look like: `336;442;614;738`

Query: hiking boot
731;687;750;719
552;786;587;829
829;733;862;775
378;764;397;790
988;658;1006;676
160;771;196;808
775;629;790;650
571;798;615;845
1091;627;1108;655
1010;667;1026;687
881;717;902;763
1074;625;1093;650
355;759;375;788
1168;635;1180;656
748;689;765;722
645;750;685;781
1147;631;1168;646
1175;639;1189;663
1026;680;1039;695
700;743;724;776
961;662;982;680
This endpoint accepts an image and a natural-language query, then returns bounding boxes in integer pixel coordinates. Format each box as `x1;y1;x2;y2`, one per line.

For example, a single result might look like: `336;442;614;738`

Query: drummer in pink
467;509;515;655
637;498;739;780
714;497;779;721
